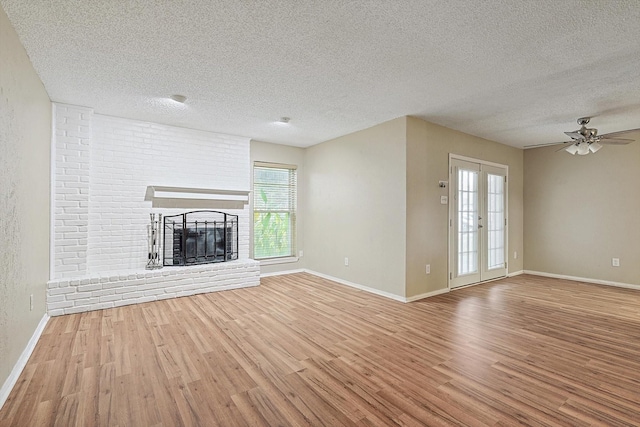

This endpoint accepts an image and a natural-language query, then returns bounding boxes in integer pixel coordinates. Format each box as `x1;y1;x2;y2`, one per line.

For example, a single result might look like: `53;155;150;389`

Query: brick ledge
47;259;260;316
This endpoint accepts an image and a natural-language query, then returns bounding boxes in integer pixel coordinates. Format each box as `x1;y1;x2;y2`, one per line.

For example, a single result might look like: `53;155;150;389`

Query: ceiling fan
527;117;639;155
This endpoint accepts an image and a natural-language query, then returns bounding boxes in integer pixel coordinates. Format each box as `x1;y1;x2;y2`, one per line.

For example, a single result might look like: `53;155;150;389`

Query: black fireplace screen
163;210;238;266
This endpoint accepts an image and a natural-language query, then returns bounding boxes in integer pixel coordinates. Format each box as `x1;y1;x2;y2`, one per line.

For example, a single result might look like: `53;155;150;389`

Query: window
486;173;505;270
457;168;478;276
253;162;297;260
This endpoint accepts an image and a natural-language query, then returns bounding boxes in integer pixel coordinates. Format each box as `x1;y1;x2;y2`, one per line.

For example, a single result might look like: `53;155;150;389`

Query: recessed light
277;117;290;124
169;94;187;103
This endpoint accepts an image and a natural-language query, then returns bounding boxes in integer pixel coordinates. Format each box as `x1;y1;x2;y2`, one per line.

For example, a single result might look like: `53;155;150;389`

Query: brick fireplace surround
47;103;259;316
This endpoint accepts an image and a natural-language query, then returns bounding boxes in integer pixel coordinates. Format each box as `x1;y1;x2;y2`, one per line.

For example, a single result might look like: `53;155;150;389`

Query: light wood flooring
1;273;640;426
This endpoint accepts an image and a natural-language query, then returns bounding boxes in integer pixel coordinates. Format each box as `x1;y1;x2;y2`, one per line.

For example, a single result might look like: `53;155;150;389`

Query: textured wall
0;4;50;395
524;134;640;285
405;117;524;298
304;118;407;298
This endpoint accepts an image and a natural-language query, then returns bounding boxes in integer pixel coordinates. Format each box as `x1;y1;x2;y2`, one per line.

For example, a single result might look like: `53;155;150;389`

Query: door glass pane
458;169;478;275
487;173;505;270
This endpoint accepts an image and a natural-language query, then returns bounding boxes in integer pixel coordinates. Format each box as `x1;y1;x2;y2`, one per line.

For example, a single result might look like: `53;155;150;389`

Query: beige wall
405;117;524;298
524;136;640;285
304;118;407;297
250;140;307;275
0;5;51;392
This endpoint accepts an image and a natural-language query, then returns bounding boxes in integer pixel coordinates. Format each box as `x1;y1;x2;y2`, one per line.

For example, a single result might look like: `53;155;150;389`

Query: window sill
258;256;299;266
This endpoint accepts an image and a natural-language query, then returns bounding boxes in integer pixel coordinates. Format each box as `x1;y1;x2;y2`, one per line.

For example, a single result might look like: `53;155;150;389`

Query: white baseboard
405;287;449;302
260;268;306;278
524;270;640;291
302;270;449;303
507;270;524;277
303;269;408;303
0;314;49;411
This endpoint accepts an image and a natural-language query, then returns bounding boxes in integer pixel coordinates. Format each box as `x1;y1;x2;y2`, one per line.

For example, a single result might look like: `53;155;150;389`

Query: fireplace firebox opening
163;210;238;266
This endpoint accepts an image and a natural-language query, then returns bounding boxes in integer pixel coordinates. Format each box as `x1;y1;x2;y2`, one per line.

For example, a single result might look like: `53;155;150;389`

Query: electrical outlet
30;294;33;311
514;251;518;259
344;257;349;266
440;196;448;204
299;250;303;257
612;258;620;267
426;264;431;274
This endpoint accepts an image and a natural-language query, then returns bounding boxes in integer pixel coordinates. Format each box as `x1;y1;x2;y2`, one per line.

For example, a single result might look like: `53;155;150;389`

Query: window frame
252;161;297;261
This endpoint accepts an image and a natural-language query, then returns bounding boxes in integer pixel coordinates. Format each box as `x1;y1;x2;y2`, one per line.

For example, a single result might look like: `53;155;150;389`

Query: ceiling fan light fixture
576;142;590;155
589;141;602;153
534;117;637;154
565;144;579;155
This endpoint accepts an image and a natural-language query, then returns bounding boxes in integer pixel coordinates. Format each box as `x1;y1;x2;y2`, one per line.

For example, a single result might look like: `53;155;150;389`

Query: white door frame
448;154;509;290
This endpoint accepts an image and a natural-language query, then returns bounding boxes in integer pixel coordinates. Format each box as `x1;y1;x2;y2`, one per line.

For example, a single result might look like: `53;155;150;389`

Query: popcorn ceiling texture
2;1;640;148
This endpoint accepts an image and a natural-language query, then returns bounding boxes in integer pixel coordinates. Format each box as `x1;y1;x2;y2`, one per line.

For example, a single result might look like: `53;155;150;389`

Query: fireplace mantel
145;186;250;209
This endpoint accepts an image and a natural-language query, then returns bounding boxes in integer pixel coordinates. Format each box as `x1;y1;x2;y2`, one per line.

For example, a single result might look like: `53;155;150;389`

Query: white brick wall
88;114;250;272
50;103;255;315
46;259;260;316
53;104;92;278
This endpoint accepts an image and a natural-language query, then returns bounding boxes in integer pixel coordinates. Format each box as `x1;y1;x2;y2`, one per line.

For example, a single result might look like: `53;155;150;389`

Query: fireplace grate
163;210;238;266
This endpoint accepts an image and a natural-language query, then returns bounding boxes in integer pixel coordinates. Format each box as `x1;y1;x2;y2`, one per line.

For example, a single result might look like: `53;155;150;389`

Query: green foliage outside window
253;166;296;259
254;212;291;258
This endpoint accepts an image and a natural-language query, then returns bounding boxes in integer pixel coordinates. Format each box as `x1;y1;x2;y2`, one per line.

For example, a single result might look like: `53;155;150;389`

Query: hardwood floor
2;273;640;426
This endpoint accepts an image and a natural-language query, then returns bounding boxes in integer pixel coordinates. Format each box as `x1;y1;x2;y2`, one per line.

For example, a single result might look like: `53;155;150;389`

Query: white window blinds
253;162;297;259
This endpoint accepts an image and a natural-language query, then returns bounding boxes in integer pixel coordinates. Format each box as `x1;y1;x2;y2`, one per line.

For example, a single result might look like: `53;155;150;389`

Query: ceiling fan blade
599;137;634;145
553;141;581;152
524;141;572;149
599;128;640;139
564;131;583;140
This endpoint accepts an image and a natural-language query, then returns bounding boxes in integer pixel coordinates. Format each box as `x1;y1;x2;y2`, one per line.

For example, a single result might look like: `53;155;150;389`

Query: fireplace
163;210;238;266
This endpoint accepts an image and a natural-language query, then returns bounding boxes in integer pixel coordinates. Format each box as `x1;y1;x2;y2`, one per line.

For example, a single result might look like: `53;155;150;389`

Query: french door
449;157;507;289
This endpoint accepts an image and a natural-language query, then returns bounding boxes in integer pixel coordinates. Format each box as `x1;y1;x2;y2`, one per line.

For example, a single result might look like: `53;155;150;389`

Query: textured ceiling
2;0;640;148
